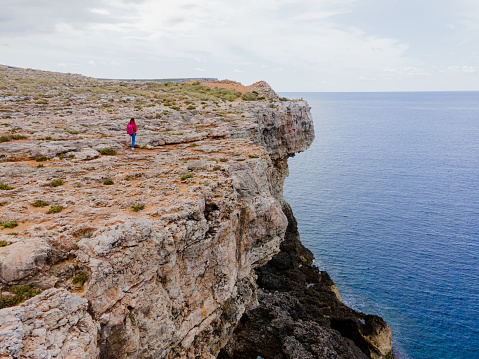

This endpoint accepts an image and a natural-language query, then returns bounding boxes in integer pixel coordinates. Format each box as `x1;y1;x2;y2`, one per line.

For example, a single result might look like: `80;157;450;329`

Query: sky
1;0;478;91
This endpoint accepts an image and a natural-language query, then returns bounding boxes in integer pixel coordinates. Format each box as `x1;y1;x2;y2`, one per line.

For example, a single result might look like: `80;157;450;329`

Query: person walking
126;118;137;150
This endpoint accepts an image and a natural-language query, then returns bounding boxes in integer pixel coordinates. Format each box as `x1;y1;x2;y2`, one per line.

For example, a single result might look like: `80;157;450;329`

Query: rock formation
0;65;392;358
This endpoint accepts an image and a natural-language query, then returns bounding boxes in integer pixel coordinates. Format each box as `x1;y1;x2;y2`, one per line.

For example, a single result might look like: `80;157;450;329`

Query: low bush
0;285;41;309
132;204;145;212
50;179;63;187
0;134;27;143
1;221;18;228
181;173;193;181
35;156;49;162
242;92;259;101
100;148;116;156
32;200;49;207
103;179;114;185
72;272;88;285
47;205;63;214
0;183;14;190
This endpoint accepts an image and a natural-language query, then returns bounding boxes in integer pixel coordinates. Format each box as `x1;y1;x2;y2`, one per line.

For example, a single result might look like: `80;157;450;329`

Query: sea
280;92;479;359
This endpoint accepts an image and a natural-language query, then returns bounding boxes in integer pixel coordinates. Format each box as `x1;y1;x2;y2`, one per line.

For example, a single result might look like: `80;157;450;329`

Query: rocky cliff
0;65;392;358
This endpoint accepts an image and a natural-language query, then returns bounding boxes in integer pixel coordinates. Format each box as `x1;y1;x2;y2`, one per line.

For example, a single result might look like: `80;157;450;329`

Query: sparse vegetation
242;92;259;101
50;179;63;187
0;134;27;143
181;173;193;181
219;158;228;162
1;221;18;229
213;165;221;171
47;205;63;214
0;285;42;309
72;272;88;285
249;154;259;158
35;156;49;162
103;179;114;185
100;148;116;156
0;183;14;190
0;240;7;247
32;200;49;207
132;204;145;212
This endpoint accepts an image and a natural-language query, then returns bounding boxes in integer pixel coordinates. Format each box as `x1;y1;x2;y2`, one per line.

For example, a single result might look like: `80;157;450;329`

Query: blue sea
281;92;479;359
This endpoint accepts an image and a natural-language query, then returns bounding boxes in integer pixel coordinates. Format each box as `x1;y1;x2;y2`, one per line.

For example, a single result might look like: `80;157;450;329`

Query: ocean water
281;92;479;359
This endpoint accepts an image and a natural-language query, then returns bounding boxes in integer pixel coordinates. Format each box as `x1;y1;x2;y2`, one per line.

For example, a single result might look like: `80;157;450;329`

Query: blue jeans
131;133;136;149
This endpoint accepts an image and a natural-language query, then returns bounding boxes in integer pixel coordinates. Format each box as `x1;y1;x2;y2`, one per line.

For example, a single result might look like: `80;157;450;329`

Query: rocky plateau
0;65;392;359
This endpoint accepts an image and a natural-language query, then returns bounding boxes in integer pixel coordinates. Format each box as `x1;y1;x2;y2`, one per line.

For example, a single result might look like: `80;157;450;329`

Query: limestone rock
0;239;51;283
0;288;99;359
0;65;393;359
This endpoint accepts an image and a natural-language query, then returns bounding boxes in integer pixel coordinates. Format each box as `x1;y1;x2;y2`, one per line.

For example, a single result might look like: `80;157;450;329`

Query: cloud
1;0;477;90
446;65;476;73
0;0;409;70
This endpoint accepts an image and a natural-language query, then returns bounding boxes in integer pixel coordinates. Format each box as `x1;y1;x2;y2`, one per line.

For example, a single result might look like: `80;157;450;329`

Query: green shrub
100;148;116;156
47;205;63;214
233;153;242;156
249;154;259;158
0;183;14;190
219;158;228;162
187;106;196;110
103;179;114;185
213;165;221;171
181;173;193;181
1;221;18;228
0;285;41;309
50;179;63;187
0;134;27;143
72;272;88;285
32;200;49;207
0;241;7;247
35;156;49;162
242;92;259;101
132;204;145;212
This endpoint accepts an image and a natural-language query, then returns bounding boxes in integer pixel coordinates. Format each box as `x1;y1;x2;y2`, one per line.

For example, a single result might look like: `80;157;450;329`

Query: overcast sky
1;0;478;91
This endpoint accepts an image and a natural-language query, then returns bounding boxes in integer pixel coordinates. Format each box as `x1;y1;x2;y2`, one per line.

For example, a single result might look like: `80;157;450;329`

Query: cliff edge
0;66;392;358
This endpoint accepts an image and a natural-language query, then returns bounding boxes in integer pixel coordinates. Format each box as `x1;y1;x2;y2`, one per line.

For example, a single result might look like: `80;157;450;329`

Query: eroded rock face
0;288;99;359
219;203;394;359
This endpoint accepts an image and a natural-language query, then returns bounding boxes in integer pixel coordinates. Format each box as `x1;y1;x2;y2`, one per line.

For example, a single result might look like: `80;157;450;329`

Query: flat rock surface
0;65;316;358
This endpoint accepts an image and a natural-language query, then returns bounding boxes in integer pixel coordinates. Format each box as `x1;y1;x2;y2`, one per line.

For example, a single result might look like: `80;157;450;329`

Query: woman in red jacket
126;118;137;150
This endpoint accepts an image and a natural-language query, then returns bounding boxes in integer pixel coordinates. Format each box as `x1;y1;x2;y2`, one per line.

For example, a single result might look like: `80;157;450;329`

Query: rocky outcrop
0;288;99;358
219;203;393;359
0;65;391;358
